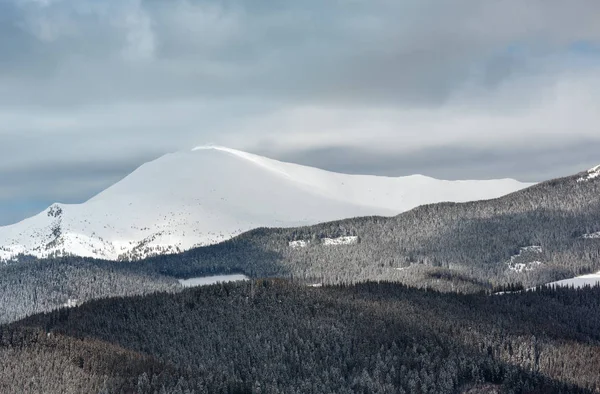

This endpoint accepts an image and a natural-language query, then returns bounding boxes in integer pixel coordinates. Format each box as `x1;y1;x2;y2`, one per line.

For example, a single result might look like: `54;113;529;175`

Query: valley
1;162;599;393
3;2;599;391
1;163;599;326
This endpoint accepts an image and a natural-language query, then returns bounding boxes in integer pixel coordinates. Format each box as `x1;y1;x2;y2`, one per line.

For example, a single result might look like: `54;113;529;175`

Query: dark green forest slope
4;280;600;393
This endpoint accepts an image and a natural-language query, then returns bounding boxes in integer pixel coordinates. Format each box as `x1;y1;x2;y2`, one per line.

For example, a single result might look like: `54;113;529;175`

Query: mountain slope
140;164;600;291
6;280;600;393
0;164;596;323
0;146;531;261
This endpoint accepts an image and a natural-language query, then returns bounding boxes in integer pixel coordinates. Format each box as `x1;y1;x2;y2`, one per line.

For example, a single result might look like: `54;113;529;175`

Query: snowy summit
0;146;533;261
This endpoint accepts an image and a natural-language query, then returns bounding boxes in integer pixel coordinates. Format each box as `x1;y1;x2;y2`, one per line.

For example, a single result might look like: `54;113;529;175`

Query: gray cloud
1;0;600;224
267;140;600;182
3;0;600;106
0;155;157;225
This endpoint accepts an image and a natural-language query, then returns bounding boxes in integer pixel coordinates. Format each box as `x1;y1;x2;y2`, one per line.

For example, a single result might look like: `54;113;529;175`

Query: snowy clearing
509;261;543;273
506;246;544;272
322;236;359;246
289;240;310;248
582;232;600;239
544;272;600;289
178;274;249;288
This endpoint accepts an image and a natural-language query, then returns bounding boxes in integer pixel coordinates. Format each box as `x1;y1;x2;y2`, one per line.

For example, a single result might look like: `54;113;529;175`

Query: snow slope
0;146;533;261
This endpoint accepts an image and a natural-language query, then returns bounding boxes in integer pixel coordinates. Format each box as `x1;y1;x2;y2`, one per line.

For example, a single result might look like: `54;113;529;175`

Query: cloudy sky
1;0;600;225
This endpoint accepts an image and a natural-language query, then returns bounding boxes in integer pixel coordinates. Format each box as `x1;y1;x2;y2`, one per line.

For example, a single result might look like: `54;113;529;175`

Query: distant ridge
0;146;532;261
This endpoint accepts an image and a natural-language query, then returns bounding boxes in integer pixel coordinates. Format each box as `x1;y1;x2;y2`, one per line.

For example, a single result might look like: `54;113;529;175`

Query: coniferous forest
138;170;600;291
3;280;600;393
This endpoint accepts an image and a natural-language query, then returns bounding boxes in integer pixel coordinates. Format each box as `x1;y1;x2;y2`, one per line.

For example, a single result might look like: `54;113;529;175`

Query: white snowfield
544;272;600;289
0;145;532;261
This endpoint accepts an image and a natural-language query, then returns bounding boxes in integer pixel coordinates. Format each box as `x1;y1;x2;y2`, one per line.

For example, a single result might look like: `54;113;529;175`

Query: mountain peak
0;150;533;262
192;145;243;154
191;145;272;164
191;145;267;161
191;145;293;179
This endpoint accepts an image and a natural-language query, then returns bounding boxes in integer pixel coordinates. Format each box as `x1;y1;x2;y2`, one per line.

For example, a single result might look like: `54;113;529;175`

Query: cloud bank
1;0;600;223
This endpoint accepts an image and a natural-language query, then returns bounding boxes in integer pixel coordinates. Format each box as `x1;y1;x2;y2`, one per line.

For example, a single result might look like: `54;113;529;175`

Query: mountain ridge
136;162;600;292
0;146;532;262
0;163;597;325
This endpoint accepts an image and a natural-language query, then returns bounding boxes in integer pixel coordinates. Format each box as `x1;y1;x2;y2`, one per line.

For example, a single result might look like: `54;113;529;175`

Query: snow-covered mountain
0;146;533;261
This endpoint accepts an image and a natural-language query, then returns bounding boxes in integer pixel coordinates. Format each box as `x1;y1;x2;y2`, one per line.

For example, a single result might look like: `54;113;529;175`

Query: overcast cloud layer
1;0;600;224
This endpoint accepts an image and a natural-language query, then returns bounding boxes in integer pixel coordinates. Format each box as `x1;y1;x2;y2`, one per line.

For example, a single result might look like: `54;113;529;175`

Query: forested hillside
2;167;599;325
4;280;600;393
139;167;600;292
0;257;179;325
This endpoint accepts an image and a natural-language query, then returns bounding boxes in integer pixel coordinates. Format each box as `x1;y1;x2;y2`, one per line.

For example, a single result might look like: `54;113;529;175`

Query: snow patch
577;164;600;182
178;274;249;288
63;299;80;309
582;232;600;239
289;240;310;248
509;261;543;273
506;246;544;272
322;236;359;246
520;245;543;253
